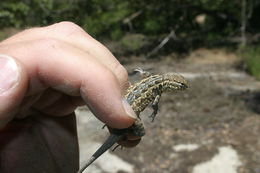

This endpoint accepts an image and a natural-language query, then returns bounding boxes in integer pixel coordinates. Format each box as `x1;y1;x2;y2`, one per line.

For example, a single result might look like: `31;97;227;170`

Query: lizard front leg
149;94;161;122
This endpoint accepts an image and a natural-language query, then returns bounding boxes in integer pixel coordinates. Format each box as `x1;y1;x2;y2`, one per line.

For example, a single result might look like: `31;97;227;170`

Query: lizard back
125;73;188;115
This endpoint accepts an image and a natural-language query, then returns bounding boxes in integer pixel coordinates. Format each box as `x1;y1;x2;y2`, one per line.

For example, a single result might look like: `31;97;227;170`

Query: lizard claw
102;124;107;129
149;112;156;122
112;144;123;151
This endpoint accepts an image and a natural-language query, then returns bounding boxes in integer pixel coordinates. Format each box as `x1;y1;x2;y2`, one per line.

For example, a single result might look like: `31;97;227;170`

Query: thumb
0;54;28;128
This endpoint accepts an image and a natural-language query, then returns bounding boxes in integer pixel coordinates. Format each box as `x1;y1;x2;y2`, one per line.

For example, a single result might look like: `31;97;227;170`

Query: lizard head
163;73;189;90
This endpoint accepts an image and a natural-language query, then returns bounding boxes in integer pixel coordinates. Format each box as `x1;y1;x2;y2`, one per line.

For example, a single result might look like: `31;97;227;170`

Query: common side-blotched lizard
78;69;188;172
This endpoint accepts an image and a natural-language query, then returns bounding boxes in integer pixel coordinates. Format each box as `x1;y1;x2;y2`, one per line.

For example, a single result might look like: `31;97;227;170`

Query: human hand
0;22;137;173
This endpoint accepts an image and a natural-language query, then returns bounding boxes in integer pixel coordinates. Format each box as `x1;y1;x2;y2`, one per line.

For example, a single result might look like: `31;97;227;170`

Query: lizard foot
134;67;151;78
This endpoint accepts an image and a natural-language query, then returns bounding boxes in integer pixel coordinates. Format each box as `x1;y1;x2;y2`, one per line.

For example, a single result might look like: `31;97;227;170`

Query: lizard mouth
170;81;188;90
180;83;189;89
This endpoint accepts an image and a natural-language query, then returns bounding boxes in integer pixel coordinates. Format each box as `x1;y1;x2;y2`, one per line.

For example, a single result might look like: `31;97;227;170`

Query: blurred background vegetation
0;0;260;77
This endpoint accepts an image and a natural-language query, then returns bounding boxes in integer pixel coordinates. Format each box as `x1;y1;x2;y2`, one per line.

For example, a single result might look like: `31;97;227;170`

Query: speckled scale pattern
125;73;188;116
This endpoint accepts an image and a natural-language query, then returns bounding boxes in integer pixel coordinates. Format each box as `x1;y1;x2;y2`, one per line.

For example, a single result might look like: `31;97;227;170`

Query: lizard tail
77;134;125;173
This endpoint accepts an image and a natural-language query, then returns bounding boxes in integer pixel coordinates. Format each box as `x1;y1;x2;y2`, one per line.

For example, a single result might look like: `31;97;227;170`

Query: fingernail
122;99;137;119
0;54;19;94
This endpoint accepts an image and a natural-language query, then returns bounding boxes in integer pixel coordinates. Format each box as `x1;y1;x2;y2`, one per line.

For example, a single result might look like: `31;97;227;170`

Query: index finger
2;22;129;90
0;39;136;129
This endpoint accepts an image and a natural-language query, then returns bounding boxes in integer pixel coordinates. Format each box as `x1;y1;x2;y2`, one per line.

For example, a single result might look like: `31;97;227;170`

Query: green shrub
81;0;130;39
0;2;30;27
241;46;260;79
0;0;260;49
120;34;148;52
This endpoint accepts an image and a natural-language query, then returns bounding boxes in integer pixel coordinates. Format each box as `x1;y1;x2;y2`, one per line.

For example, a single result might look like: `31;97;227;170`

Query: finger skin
0;113;79;173
0;55;28;128
0;38;134;129
0;23;141;173
2;21;129;90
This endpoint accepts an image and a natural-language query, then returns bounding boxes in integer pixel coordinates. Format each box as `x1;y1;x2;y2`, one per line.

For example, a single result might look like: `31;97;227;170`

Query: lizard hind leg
134;67;151;78
149;94;161;122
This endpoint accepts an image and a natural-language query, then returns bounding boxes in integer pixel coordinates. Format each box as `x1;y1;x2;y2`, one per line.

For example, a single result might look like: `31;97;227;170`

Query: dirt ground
79;48;260;173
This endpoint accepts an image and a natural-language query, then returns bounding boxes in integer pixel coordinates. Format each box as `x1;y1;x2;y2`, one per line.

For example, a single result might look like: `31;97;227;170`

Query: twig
146;30;177;58
241;0;247;46
123;10;142;31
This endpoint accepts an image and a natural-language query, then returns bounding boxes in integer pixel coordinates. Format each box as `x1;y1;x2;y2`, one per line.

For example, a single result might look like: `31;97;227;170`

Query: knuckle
51;21;84;36
54;21;80;30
